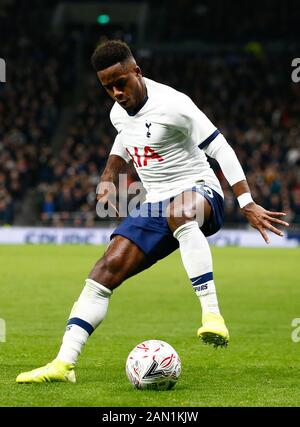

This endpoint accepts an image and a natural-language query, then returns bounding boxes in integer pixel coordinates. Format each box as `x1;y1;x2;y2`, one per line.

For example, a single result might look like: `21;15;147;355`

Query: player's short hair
91;40;134;72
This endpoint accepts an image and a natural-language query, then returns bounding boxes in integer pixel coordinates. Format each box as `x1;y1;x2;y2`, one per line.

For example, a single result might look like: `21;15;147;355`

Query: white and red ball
126;339;181;390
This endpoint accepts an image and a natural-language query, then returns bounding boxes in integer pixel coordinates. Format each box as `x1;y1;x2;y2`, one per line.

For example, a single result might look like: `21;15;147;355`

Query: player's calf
172;220;229;348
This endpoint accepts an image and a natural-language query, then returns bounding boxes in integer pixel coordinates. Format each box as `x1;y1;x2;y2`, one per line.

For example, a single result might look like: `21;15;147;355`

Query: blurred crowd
0;0;74;226
2;50;299;227
1;0;299;228
0;44;61;225
158;0;299;43
36;72;139;228
37;84;115;228
0;35;76;226
1;49;300;227
36;50;300;227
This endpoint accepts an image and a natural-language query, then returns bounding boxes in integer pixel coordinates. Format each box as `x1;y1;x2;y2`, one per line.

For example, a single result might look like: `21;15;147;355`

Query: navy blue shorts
111;185;224;266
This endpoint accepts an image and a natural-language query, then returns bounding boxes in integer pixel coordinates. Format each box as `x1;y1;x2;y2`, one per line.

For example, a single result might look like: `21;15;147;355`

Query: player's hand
96;181;119;216
241;202;289;244
96;182;109;203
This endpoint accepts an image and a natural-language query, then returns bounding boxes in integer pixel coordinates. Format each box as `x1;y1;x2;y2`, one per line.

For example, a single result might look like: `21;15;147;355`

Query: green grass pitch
0;245;299;407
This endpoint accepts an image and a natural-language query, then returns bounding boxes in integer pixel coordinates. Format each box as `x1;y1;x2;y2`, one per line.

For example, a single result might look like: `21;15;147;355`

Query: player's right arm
96;132;131;212
96;155;127;201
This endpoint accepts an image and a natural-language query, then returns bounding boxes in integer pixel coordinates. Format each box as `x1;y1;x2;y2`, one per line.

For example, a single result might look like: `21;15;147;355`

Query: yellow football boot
16;359;76;384
197;313;229;348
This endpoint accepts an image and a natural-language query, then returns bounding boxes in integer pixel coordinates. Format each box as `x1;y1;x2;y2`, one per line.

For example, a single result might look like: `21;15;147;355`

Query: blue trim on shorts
111;185;224;266
191;184;224;237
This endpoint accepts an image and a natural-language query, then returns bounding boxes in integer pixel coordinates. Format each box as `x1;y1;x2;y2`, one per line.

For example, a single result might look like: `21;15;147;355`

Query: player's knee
167;216;186;233
167;205;195;232
167;193;198;231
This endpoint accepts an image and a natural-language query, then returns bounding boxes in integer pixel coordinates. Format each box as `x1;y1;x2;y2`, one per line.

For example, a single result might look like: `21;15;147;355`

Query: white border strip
0;227;298;247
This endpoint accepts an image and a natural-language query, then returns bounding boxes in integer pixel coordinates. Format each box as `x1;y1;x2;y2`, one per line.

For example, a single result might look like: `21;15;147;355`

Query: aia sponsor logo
126;146;164;168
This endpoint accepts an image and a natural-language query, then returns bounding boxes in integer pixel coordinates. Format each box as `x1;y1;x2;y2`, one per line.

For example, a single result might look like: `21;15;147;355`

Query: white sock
56;278;112;364
173;221;220;318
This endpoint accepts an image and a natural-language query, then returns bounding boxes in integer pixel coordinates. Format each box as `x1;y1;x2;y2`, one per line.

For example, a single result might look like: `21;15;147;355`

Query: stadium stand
1;0;299;227
0;0;74;225
36;51;300;227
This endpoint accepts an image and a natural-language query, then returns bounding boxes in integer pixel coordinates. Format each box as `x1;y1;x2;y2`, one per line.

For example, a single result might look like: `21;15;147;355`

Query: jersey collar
127;95;149;117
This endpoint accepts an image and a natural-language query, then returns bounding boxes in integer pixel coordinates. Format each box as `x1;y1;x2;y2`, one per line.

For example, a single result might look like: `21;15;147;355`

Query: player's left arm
171;95;289;243
204;133;289;243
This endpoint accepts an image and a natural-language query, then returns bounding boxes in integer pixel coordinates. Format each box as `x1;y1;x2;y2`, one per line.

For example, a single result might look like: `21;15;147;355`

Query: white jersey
110;77;223;203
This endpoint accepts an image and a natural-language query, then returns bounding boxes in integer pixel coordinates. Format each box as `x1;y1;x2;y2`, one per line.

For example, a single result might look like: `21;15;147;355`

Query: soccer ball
125;339;181;390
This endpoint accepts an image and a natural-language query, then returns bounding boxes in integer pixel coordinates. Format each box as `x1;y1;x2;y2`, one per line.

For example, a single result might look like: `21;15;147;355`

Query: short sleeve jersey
110;77;223;203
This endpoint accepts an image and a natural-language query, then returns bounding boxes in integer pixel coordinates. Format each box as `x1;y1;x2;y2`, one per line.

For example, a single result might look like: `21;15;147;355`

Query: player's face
98;61;146;113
